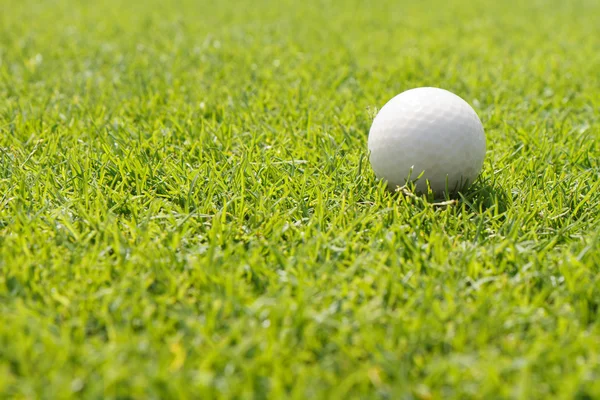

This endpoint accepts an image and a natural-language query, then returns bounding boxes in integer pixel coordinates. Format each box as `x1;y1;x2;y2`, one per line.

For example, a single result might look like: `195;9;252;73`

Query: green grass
1;0;599;398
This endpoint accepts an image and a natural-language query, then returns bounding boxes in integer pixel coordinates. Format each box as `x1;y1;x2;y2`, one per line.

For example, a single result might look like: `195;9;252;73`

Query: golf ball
368;87;486;194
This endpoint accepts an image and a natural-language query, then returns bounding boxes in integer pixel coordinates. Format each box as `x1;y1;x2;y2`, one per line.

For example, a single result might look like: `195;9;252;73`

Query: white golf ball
368;87;486;194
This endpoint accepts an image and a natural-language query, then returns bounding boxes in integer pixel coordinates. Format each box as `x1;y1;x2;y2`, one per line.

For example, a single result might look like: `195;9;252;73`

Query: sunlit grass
1;0;599;398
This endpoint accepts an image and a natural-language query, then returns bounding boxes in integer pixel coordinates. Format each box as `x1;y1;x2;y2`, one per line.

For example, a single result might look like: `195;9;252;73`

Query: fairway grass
1;0;599;398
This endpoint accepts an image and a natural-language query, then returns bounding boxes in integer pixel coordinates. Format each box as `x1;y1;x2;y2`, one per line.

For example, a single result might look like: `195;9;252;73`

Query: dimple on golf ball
368;87;486;194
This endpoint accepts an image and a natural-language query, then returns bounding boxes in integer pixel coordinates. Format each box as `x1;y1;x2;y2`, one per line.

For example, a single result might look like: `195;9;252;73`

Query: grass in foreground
1;0;599;398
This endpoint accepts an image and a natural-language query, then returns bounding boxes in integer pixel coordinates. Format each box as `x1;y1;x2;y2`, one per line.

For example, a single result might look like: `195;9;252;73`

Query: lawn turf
1;0;600;398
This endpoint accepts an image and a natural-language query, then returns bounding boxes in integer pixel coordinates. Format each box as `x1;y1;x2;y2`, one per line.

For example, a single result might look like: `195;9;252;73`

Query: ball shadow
456;178;510;214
